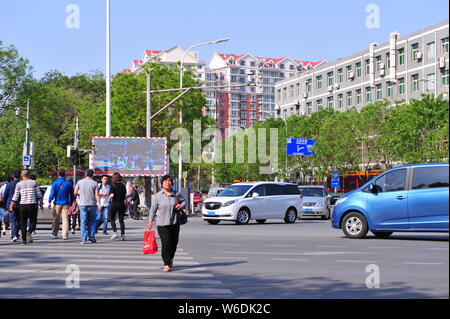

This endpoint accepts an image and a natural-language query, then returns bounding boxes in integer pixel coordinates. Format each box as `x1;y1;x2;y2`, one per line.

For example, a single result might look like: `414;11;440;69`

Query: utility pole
21;99;34;170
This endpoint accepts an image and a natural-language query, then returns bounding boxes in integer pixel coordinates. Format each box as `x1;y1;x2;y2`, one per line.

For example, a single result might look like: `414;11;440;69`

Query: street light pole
177;38;230;192
105;0;111;137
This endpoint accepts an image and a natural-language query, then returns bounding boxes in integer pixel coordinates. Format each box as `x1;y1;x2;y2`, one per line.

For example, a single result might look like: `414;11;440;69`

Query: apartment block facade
123;45;207;82
275;20;449;119
204;54;323;137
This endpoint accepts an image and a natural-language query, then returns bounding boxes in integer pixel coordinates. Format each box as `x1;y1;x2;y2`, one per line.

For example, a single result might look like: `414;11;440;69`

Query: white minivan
202;182;303;225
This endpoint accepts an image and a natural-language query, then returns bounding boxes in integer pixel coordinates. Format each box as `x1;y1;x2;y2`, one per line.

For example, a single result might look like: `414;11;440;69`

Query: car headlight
222;200;238;207
315;201;324;208
335;197;348;206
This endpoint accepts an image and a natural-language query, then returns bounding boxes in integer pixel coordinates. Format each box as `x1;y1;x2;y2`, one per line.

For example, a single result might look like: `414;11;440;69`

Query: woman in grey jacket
148;175;185;272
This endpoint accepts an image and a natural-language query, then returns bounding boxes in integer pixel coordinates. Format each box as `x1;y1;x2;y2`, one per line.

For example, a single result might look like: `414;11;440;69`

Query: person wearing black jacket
109;173;127;240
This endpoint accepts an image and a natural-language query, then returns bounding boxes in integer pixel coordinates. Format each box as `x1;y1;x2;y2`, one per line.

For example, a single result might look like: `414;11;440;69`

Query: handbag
143;230;158;254
176;196;188;225
68;200;79;215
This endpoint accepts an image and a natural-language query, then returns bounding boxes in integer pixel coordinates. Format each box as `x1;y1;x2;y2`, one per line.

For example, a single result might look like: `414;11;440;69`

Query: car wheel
235;208;251;225
342;212;368;239
206;220;220;225
371;231;393;238
321;208;331;220
284;208;297;224
255;219;266;224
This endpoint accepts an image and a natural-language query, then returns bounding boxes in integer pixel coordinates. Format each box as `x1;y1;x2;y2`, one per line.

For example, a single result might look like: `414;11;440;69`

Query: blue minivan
331;163;449;239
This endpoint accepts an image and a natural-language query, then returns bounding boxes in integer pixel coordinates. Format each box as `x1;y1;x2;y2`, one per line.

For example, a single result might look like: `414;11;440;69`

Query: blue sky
1;0;448;78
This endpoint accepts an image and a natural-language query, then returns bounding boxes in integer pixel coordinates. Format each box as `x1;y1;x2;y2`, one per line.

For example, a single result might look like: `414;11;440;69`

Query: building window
338;68;343;82
356;62;362;77
250;103;256;110
411;43;419;61
346;91;353;107
365;87;372;103
356;89;362;104
441;37;449;54
240;120;246;127
306;102;312;115
386;52;391;68
442;69;449;85
316;99;323;111
316;75;323;90
376;56;382;71
327;96;334;109
412;74;419;91
327;72;334;86
338;94;343;108
376;84;382;99
250;61;256;67
346;65;353;80
365;59;370;75
240;111;247;118
426;74;436;90
277;89;281;101
306;79;312;92
398;48;405;65
387;82;394;98
289;85;294;98
427;42;436;59
296;83;300;95
283;87;287;100
398;78;405;95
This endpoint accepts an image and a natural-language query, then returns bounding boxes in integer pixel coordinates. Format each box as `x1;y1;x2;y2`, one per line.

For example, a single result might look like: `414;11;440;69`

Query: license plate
207;211;216;216
304;208;312;212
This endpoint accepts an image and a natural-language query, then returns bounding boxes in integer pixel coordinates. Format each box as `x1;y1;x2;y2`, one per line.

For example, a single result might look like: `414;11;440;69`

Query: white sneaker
111;233;119;240
62;236;68;240
11;237;18;243
51;235;57;239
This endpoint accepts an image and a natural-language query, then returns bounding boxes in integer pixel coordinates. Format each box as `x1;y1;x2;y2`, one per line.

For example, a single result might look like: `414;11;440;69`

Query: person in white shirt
96;175;111;235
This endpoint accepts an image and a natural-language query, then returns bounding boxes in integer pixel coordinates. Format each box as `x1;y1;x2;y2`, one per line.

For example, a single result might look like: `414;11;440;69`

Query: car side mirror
252;192;260;198
327;194;332;199
369;184;381;194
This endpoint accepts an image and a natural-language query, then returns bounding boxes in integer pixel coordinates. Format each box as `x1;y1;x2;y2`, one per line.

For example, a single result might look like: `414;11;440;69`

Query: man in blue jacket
1;171;21;242
48;170;75;240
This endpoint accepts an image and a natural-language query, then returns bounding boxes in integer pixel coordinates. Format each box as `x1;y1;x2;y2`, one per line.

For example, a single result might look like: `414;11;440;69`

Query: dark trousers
70;214;80;230
157;224;180;266
19;204;37;242
110;204;125;236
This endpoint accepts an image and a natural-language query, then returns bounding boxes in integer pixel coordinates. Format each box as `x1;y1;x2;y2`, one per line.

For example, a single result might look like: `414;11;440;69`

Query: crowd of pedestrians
1;170;186;272
0;169;141;245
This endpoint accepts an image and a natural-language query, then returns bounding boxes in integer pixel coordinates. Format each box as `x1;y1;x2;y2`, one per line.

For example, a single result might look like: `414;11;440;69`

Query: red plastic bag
143;230;158;254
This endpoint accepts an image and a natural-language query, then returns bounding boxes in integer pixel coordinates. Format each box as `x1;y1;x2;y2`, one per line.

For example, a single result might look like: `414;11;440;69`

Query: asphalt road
0;215;448;299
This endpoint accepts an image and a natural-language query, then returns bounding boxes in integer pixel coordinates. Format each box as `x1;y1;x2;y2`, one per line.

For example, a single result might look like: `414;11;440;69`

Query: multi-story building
204;53;324;137
122;45;206;82
276;20;449;119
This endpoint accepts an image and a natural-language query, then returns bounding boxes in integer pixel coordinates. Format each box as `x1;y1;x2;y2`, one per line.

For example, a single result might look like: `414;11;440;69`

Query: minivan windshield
217;185;252;197
299;187;325;197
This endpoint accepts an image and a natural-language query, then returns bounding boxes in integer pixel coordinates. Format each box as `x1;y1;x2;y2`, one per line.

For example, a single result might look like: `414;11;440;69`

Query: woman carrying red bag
148;175;185;272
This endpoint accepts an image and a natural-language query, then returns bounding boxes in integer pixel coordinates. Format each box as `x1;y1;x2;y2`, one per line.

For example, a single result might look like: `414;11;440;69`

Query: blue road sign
23;155;31;165
331;170;340;188
286;138;316;156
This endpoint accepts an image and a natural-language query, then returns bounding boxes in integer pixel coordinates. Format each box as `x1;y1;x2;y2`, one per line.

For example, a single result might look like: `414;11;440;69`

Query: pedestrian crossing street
0;223;234;298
